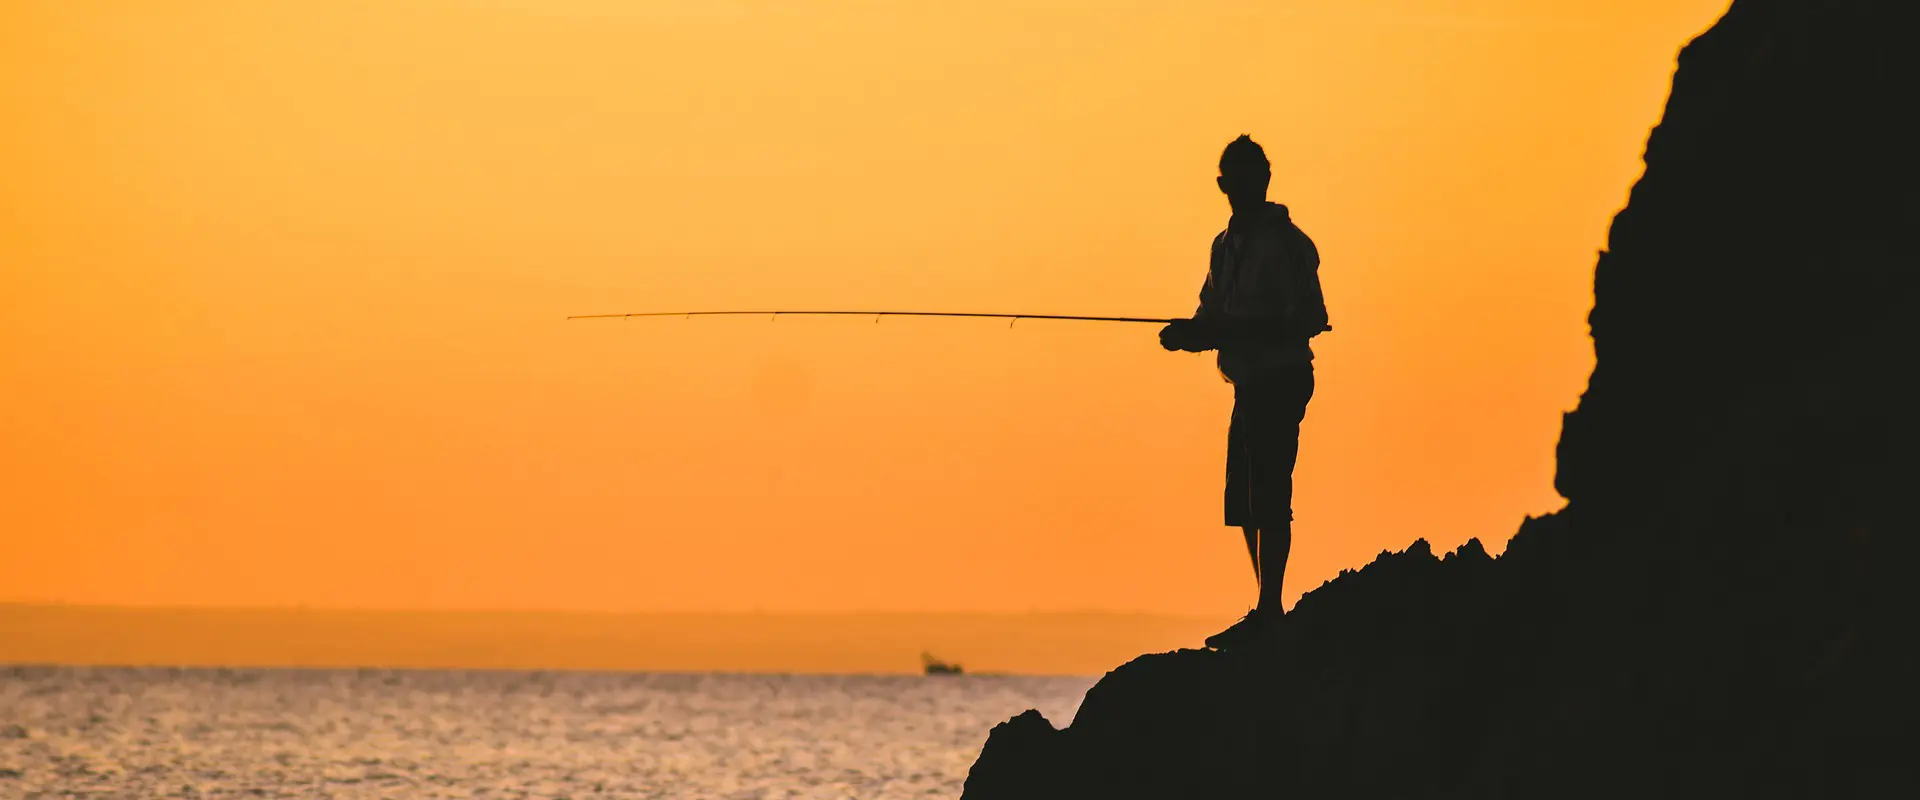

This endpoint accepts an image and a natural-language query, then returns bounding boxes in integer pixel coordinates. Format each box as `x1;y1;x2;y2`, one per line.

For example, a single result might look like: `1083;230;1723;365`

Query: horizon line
0;601;1222;619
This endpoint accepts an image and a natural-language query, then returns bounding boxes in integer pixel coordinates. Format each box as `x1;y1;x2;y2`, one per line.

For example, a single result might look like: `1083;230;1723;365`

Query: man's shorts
1224;365;1315;529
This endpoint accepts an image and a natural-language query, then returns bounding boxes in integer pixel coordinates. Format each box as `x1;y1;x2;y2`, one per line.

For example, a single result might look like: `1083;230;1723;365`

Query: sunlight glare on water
0;667;1095;799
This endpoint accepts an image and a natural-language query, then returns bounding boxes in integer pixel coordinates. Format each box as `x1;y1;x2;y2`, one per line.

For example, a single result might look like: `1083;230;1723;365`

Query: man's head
1217;135;1271;209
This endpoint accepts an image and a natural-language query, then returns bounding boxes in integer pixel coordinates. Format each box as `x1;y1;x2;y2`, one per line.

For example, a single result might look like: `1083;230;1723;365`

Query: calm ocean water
0;666;1095;799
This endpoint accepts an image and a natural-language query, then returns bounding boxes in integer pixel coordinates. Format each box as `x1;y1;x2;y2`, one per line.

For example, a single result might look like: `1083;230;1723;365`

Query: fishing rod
566;310;1177;327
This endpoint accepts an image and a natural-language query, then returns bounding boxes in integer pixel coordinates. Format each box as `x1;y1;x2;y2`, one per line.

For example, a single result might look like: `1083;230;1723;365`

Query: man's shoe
1205;608;1273;650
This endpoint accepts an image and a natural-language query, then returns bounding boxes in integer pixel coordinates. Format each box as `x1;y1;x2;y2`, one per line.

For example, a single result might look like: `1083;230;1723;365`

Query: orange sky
2;0;1730;618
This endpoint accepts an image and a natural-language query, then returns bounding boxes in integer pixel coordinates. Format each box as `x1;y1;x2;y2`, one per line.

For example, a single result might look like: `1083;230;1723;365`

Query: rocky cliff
964;1;1919;796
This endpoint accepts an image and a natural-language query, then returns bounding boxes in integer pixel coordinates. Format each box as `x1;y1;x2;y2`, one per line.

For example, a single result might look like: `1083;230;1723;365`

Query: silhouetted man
1160;135;1329;650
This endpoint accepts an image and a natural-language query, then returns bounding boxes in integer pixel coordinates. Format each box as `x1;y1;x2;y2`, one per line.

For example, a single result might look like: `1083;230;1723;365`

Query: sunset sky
4;0;1731;621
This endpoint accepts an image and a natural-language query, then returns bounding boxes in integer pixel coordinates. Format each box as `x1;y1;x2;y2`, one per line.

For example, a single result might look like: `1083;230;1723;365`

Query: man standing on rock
1160;134;1329;650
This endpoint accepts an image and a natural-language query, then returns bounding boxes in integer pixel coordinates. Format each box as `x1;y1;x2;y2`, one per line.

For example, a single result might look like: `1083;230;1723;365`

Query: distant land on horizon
0;604;1224;676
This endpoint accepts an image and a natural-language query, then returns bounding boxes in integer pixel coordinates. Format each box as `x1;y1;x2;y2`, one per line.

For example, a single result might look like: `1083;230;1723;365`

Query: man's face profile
1217;166;1271;201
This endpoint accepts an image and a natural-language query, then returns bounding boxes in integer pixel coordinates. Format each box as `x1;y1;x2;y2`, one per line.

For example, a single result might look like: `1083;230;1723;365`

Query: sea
0;666;1096;799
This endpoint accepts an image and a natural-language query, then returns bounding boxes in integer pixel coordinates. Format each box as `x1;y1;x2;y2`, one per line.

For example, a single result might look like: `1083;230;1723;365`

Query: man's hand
1159;319;1216;353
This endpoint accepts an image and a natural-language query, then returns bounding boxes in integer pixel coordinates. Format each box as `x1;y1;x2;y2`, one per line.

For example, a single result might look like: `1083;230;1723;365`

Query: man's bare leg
1242;526;1261;586
1256;523;1291;614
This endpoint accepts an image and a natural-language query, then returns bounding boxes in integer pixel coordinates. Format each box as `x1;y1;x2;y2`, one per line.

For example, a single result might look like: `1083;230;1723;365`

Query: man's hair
1219;134;1269;176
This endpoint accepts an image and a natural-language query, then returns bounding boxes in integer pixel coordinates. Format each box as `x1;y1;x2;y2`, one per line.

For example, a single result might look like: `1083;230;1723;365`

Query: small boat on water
921;652;964;675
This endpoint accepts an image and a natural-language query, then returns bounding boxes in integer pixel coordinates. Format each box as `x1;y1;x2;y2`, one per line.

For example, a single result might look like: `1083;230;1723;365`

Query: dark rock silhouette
964;1;1919;797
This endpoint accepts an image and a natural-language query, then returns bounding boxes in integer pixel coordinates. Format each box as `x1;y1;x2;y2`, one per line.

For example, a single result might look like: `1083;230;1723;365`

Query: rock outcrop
965;1;1919;796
